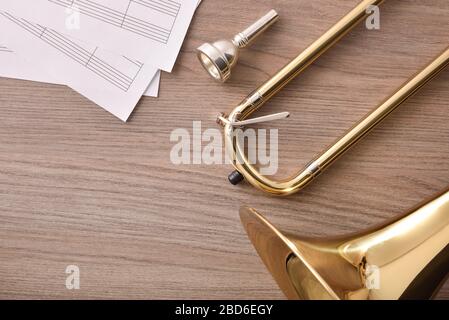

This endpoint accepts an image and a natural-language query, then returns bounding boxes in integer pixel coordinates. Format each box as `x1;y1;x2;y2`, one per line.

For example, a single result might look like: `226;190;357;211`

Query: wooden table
1;0;448;299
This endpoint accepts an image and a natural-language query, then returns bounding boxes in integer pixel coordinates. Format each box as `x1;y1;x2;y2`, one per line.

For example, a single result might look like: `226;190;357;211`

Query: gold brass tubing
226;46;449;195
313;47;449;172
224;0;385;194
258;0;384;101
224;0;448;195
228;0;384;120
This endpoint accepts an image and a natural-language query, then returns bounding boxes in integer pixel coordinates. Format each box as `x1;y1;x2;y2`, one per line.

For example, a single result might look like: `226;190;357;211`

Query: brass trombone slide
219;0;449;195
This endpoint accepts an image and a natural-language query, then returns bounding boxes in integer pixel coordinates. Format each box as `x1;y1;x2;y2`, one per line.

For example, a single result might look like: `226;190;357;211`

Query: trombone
218;0;449;195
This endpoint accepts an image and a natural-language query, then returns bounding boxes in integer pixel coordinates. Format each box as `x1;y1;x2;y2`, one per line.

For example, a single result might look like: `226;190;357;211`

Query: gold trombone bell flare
220;0;449;195
240;188;449;300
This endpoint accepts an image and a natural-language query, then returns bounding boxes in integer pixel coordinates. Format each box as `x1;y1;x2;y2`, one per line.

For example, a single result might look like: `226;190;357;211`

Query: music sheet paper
1;0;198;72
145;70;160;97
0;12;159;121
0;45;161;97
0;45;62;84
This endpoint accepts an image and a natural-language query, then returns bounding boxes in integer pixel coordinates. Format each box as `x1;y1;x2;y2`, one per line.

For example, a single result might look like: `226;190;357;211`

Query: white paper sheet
0;12;159;121
0;45;161;97
1;0;198;72
145;69;160;97
0;45;62;84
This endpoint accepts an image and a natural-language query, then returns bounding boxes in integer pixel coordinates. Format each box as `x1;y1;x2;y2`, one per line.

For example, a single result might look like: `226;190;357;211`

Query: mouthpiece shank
233;9;279;48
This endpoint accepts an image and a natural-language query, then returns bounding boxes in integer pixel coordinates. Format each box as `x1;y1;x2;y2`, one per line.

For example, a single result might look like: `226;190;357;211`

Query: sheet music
50;0;180;43
0;11;158;121
145;70;160;97
0;45;160;97
0;46;61;84
1;0;198;72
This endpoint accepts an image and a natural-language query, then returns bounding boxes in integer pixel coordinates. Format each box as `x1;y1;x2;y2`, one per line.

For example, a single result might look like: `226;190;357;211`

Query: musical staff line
0;45;13;52
48;0;181;43
1;11;143;91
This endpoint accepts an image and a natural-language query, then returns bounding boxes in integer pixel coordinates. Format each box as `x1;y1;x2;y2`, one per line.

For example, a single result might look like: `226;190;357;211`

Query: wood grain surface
0;0;448;299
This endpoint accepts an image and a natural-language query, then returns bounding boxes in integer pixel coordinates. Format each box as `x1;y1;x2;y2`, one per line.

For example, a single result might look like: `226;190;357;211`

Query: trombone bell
240;188;449;299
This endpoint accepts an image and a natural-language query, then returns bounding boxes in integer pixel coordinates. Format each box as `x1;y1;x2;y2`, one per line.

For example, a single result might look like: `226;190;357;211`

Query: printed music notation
0;11;143;92
48;0;181;44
